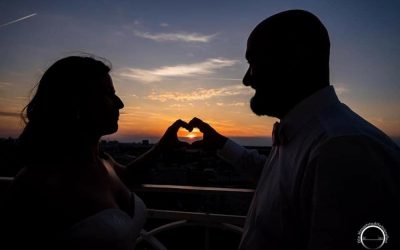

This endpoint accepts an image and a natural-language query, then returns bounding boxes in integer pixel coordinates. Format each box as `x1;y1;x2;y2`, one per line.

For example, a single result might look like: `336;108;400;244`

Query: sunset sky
1;0;399;146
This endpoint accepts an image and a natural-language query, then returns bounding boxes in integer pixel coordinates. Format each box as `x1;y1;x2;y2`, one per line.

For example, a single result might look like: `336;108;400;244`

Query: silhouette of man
190;9;400;250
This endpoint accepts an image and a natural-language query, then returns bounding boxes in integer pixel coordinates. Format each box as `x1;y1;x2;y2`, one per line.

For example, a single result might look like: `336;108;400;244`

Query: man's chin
250;96;269;116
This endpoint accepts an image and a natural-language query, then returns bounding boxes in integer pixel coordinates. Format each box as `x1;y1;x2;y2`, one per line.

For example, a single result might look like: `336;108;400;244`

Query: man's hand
157;119;192;151
188;117;227;151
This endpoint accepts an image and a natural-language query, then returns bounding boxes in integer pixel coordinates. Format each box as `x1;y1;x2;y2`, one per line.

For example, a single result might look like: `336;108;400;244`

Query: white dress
58;193;147;250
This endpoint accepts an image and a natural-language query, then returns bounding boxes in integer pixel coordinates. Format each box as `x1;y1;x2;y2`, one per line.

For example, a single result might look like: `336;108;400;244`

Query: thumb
191;139;206;149
177;141;190;148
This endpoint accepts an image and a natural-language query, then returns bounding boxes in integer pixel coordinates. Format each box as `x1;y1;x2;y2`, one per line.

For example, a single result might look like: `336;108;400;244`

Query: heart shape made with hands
177;127;203;144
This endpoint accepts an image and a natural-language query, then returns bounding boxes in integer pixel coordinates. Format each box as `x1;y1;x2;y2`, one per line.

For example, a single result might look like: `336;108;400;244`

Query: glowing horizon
1;1;400;146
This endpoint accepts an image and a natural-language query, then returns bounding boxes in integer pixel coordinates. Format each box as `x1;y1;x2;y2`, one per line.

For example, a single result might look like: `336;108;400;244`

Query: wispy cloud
134;30;217;43
0;111;20;118
160;22;169;27
118;58;239;83
0;13;37;28
201;77;242;81
0;81;13;87
147;85;252;102
334;85;350;95
216;102;245;107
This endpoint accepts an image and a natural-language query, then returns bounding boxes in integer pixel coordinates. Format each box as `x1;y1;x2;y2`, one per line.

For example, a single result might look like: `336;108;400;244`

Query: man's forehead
245;35;257;59
101;74;115;92
245;35;273;61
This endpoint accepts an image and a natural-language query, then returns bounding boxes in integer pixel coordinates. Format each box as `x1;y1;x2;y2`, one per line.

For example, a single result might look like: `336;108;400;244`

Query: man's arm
218;139;267;183
189;117;267;183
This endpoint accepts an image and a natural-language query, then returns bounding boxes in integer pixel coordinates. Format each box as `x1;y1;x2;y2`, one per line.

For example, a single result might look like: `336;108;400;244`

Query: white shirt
218;86;400;250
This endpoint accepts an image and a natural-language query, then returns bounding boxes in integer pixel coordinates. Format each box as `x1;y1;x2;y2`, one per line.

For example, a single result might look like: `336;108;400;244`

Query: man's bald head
249;10;329;59
248;9;330;84
244;10;331;118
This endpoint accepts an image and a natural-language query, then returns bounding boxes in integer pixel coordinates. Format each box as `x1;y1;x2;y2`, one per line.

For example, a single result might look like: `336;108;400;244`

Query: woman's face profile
81;74;124;137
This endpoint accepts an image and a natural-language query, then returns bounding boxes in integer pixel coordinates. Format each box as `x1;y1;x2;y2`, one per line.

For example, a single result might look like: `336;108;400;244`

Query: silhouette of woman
1;55;190;250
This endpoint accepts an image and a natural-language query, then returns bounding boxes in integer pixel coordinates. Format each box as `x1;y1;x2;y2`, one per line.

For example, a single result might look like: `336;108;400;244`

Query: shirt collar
279;85;340;143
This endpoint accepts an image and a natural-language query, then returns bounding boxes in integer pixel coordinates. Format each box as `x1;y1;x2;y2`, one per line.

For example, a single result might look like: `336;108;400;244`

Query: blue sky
1;0;399;145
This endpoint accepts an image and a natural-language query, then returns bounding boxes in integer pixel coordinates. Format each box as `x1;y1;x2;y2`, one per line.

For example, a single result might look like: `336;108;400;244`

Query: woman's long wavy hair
18;56;111;165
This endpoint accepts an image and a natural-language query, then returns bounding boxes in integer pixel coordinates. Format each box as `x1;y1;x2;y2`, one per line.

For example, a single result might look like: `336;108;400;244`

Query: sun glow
186;132;197;139
178;128;202;140
186;128;202;139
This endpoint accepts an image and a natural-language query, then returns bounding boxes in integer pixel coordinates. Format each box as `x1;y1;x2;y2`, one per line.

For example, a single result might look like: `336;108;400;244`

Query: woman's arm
106;119;191;185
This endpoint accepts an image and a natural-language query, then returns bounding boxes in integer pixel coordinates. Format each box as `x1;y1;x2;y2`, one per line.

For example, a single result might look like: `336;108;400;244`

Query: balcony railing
132;184;254;249
0;177;254;250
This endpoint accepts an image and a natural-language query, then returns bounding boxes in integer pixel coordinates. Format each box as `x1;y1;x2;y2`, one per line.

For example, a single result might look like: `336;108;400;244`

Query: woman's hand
156;119;192;151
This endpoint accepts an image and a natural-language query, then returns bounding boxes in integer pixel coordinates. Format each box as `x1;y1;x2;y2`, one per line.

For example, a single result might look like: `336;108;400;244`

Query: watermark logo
357;222;388;249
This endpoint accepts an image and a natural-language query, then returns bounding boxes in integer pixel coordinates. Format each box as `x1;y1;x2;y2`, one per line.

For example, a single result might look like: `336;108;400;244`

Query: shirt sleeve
304;136;400;250
217;139;268;182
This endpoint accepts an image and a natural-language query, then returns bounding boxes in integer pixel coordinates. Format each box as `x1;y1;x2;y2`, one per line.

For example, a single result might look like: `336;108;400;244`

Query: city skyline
1;1;399;146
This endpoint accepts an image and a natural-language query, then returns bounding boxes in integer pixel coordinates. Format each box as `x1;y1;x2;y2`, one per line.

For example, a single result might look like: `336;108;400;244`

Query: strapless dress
58;193;146;250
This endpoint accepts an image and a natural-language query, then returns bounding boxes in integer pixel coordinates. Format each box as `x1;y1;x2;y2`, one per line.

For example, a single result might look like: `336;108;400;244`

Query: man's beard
250;93;270;116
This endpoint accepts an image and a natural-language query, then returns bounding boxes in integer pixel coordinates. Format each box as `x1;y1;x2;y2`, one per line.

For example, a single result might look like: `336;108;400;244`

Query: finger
175;119;193;132
182;121;193;132
189;117;209;132
168;119;191;134
188;117;202;126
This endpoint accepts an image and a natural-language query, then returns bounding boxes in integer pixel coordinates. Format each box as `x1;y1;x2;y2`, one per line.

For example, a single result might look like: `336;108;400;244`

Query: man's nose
115;95;124;109
243;67;252;86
